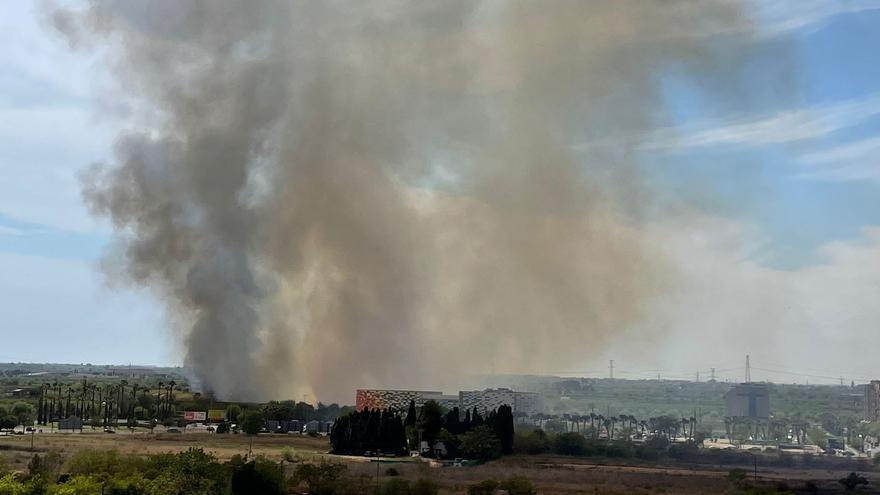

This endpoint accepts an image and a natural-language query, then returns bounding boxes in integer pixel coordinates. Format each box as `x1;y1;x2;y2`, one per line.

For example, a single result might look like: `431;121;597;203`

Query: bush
467;479;499;495
512;430;549;455
50;475;103;495
381;478;410;495
459;426;501;461
0;474;25;495
554;432;586;456
28;452;62;480
293;462;349;495
230;456;286;495
838;472;868;491
728;468;747;483
410;479;438;495
498;476;536;495
65;450;144;477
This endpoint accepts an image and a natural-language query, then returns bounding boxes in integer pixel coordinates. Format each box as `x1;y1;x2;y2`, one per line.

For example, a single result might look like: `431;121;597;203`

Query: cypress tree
471;407;484;428
444;407;461;435
404;399;417;427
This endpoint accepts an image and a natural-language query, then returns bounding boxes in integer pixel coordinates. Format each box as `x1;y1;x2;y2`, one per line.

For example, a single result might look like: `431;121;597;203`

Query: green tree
404;400;417;427
240;410;264;458
459;425;502;461
240;411;264;436
553;432;586;456
226;404;241;423
418;401;443;455
488;405;514;454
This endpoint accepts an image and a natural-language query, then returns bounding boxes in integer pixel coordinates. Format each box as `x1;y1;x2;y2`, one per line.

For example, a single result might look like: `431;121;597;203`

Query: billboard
207;409;226;422
183;411;207;421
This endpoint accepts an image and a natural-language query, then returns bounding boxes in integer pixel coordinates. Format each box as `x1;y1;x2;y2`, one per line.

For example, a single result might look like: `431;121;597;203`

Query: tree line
330;400;515;461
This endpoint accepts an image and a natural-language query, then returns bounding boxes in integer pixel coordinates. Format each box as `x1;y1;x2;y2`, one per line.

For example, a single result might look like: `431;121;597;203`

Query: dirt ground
1;432;877;493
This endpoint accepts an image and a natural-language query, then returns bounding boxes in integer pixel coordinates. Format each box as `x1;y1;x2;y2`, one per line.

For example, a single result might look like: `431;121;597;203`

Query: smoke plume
57;1;759;402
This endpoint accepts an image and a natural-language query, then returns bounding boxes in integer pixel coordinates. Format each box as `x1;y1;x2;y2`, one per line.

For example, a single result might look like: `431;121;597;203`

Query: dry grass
0;434;867;494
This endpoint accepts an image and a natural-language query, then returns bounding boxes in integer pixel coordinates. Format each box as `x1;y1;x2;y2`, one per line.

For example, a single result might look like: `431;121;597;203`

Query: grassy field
1;432;873;494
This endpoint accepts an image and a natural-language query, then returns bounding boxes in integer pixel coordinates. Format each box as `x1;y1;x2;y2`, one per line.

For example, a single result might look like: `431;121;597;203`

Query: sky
2;1;880;385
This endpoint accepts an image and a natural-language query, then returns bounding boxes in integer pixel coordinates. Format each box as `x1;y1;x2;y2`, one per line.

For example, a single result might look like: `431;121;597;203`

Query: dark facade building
724;383;770;419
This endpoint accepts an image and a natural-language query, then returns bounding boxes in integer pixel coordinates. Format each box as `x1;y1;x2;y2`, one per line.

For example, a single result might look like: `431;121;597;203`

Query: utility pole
609;360;614;379
696;372;700;383
711;368;716;381
745;355;751;383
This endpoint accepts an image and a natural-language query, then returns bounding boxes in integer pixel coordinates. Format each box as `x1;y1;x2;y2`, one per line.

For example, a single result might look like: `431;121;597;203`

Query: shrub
28;452;62;480
838;472;868;491
498;476;536;495
230;456;286;495
512;430;549;455
65;450;144;477
281;448;298;465
459;426;502;461
553;432;586;456
50;475;103;495
727;468;747;483
381;478;410;495
293;462;349;495
0;474;25;495
467;479;499;495
410;478;438;495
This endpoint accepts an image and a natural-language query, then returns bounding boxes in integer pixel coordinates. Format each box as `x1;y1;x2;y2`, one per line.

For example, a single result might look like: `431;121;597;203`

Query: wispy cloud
756;0;880;36
795;136;880;182
0;225;23;236
639;94;880;151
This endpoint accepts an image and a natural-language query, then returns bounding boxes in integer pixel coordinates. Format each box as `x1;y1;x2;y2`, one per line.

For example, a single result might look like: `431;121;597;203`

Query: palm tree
166;380;176;418
119;380;128;419
156;382;164;419
129;384;139;422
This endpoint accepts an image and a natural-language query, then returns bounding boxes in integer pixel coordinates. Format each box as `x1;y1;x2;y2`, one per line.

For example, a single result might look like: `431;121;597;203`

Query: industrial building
355;389;459;412
355;387;541;415
724;383;770;418
865;381;880;421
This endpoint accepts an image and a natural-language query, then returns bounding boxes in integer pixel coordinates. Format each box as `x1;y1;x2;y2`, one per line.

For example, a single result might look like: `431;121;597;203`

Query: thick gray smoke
56;1;758;402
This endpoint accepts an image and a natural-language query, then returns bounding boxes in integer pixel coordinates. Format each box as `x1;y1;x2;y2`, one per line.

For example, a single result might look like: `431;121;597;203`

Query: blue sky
2;1;880;381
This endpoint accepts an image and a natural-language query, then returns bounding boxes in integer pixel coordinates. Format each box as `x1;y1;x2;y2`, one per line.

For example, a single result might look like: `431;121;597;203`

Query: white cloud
755;0;880;36
795;135;880;182
640;94;880;150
